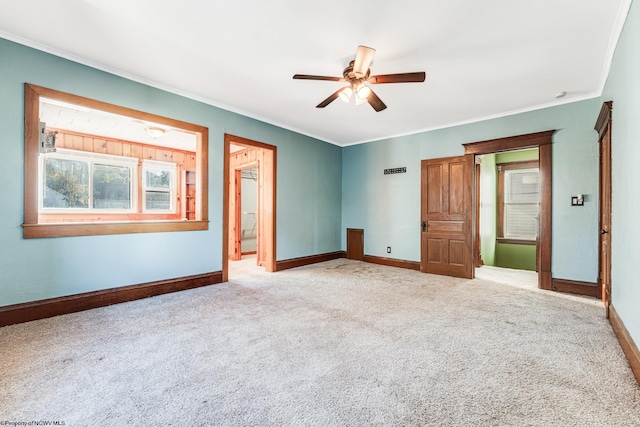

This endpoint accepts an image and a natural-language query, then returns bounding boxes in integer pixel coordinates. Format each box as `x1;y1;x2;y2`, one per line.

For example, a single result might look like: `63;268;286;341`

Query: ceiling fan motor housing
343;60;370;84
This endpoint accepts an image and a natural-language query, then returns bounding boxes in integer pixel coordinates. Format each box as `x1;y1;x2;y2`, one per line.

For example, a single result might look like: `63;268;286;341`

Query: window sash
39;149;137;213
498;164;539;241
504;203;538;240
142;160;176;213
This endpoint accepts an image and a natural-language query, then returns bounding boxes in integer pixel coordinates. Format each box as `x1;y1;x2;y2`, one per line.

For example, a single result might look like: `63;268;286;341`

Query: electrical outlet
387;246;391;253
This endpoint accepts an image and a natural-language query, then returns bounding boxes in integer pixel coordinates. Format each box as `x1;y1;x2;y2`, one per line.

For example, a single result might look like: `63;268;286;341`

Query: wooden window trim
23;83;209;238
497;160;539;245
496;238;536;246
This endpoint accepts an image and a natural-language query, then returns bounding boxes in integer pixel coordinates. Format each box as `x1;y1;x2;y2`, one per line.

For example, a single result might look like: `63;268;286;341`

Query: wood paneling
0;271;223;327
609;306;640;386
428;220;464;233
346;228;364;260
552;278;598;298
449;240;465;265
427;165;443;213
276;251;346;271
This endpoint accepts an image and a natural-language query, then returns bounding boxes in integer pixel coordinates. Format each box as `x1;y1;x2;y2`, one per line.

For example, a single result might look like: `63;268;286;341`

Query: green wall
495;149;539;164
479;154;497;266
0;38;342;307
495;244;537;271
494;149;538;271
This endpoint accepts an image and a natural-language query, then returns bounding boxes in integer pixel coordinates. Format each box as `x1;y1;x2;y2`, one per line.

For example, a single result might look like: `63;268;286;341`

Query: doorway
223;134;277;281
476;148;540;275
464;130;553;290
239;167;258;256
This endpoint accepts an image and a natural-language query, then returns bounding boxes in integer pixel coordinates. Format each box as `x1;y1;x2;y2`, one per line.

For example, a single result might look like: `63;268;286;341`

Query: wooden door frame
223;134;277;281
595;101;612;316
233;163;259;258
463;130;554;290
474;157;484;267
232;168;243;260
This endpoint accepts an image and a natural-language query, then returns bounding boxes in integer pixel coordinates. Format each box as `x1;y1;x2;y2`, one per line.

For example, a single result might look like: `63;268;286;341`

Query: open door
596;102;612;317
420;155;474;278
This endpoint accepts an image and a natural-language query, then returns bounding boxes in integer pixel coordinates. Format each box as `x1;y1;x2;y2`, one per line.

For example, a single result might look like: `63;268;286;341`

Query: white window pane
506;169;539;203
145;191;171;210
505;204;539;239
93;164;132;209
43;157;89;208
146;169;171;189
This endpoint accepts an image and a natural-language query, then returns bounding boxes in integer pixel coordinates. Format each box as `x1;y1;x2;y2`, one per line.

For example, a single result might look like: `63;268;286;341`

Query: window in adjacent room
24;83;209;238
497;160;539;244
41;149;137;212
142;160;176;212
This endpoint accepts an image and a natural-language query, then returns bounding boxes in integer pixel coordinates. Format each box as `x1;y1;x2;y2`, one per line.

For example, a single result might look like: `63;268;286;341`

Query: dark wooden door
420;155;474;278
597;102;612;317
346;228;364;261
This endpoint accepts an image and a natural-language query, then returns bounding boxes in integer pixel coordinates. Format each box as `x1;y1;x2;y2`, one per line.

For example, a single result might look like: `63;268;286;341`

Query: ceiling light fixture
356;83;371;101
338;86;353;103
145;126;165;138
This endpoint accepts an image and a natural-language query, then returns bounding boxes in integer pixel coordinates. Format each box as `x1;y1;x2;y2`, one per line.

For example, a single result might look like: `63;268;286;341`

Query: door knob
421;221;427;232
601;229;608;235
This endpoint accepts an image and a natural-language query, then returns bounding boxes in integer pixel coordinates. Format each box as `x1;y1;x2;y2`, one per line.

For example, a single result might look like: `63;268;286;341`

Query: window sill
497;237;536;246
22;220;208;239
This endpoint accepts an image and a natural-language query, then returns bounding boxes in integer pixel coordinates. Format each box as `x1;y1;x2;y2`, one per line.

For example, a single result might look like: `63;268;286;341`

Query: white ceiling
0;0;631;147
40;98;197;151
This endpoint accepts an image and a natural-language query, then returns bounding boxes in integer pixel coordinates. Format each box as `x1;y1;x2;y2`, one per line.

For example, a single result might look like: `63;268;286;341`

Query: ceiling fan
293;45;426;112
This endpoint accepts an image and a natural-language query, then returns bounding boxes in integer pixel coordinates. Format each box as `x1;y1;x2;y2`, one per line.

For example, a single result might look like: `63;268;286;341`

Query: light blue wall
342;99;600;282
0;38;342;307
600;0;640;351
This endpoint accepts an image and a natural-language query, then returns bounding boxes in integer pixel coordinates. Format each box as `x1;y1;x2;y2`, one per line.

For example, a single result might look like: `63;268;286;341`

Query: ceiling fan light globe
356;84;372;100
339;86;353;103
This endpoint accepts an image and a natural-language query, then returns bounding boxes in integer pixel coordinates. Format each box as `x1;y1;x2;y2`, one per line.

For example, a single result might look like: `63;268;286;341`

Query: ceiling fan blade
367;89;387;112
369;72;426;84
293;74;344;82
316;88;344;108
353;45;376;78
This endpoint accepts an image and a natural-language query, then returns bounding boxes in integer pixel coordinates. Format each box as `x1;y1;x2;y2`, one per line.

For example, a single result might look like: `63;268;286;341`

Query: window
497;160;539;244
24;83;209;238
41;149;137;212
143;160;176;212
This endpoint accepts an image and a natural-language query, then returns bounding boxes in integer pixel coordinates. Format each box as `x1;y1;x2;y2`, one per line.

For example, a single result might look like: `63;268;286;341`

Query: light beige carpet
1;259;638;426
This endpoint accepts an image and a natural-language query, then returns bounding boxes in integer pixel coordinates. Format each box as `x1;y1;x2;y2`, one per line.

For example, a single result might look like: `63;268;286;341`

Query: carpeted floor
1;258;638;426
